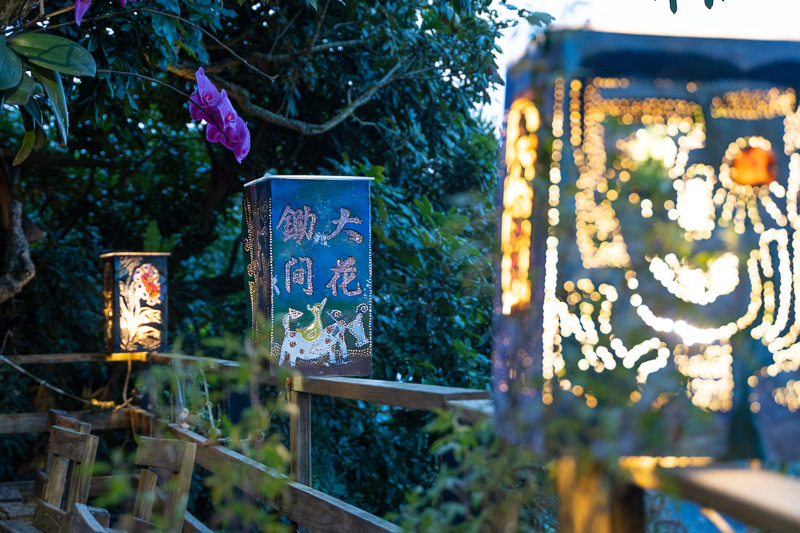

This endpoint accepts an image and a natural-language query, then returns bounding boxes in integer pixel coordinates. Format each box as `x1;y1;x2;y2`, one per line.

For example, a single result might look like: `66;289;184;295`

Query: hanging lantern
243;175;373;377
101;252;169;360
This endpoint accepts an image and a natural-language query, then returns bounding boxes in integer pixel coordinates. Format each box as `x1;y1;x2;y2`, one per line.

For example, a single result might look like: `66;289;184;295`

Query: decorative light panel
243;175;372;376
102;252;169;358
494;31;800;459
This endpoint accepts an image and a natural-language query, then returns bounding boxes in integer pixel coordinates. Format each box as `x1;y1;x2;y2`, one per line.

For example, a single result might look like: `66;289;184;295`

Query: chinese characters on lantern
244;176;372;377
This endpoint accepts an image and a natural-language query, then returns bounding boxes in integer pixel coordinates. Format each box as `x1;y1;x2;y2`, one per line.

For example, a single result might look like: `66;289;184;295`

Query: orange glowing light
731;146;777;186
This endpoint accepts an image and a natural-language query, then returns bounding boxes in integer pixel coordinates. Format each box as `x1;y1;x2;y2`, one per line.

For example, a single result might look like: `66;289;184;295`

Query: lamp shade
101;252;169;357
243;175;372;376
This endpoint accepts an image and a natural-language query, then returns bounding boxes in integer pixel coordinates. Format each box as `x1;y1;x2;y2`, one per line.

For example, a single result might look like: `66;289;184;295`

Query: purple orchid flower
216;92;238;131
75;0;92;26
220;117;250;163
188;68;250;163
194;68;223;109
75;0;134;26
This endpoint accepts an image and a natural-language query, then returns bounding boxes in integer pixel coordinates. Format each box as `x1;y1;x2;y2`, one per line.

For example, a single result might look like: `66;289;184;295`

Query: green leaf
34;125;47;150
22;97;43;126
525;11;554;28
14;108;36;165
705;0;714;7
0;36;23;90
31;66;68;146
4;73;36;105
8;33;96;77
670;0;678;13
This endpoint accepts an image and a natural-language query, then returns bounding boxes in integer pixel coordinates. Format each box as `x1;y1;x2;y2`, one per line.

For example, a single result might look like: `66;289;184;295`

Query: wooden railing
3;353;799;532
0;352;490;532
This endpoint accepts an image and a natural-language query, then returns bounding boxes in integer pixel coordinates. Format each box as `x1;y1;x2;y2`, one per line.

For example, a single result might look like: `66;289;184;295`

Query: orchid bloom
189;69;250;163
75;0;91;26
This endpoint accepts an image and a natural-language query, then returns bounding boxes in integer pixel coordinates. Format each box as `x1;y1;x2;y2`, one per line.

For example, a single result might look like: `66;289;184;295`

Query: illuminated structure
102;252;169;358
494;30;800;458
243;176;372;377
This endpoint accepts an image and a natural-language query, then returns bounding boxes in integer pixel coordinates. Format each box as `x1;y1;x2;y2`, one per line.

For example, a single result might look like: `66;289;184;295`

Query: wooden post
556;457;644;533
290;390;312;486
289;386;312;533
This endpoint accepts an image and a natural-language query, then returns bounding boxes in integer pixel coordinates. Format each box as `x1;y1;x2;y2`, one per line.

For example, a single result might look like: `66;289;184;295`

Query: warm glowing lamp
101;252;169;361
242;175;373;377
731;146;777;186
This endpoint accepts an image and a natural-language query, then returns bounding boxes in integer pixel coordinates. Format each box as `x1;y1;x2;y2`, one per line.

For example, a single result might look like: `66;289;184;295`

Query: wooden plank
183;511;214;533
149;353;489;410
445;399;494;423
159;422;402;533
48;427;92;462
5;353;107;365
0;502;32;520
267;376;490;411
290;391;311;486
0;520;39;533
0;476;134;500
0;488;23;504
134;437;193;473
0;409;133;434
32;499;68;533
148;353;237;369
132;470;159;523
663;466;800;533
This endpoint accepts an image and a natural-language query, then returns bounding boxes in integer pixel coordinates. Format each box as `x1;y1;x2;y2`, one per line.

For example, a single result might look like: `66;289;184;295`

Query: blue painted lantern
101;252;169;358
243;175;372;376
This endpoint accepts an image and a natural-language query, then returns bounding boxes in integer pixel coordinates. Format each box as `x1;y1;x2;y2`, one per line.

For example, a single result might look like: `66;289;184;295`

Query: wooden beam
159;422;402;533
148;352;238;369
5;354;106;365
149;353;489;410
269;376;490;411
663;466;800;533
290;391;311;486
0;409;133;434
0;476;134;499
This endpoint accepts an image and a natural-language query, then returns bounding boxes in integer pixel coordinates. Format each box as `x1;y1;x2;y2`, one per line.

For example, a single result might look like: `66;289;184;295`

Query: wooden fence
2;352;800;532
0;352;488;532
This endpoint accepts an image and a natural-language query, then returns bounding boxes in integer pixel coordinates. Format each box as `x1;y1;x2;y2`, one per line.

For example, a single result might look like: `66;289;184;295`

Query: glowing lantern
101;252;169;359
494;29;800;461
243;175;373;376
731;146;777;186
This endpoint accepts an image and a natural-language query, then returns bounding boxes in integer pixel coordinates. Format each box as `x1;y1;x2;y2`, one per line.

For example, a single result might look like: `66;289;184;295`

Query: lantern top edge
245;175;374;187
100;252;172;258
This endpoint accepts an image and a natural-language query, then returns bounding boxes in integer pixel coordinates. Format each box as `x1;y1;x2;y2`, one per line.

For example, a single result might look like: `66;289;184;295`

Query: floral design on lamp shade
133;264;162;306
102;253;168;355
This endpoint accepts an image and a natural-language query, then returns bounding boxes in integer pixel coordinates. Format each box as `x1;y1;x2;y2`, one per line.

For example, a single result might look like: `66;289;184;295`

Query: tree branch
210;59;405;135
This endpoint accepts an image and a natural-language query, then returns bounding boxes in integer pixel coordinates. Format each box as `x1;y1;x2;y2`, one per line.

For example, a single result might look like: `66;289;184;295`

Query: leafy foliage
393;411;557;532
0;0;547;526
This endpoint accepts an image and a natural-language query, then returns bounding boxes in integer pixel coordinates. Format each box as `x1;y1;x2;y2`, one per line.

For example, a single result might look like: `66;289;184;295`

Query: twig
95;69;189;98
134;8;277;82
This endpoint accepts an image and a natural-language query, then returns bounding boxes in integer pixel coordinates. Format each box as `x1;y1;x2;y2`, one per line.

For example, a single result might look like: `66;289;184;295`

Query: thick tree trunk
0;0;38;27
0;201;35;304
